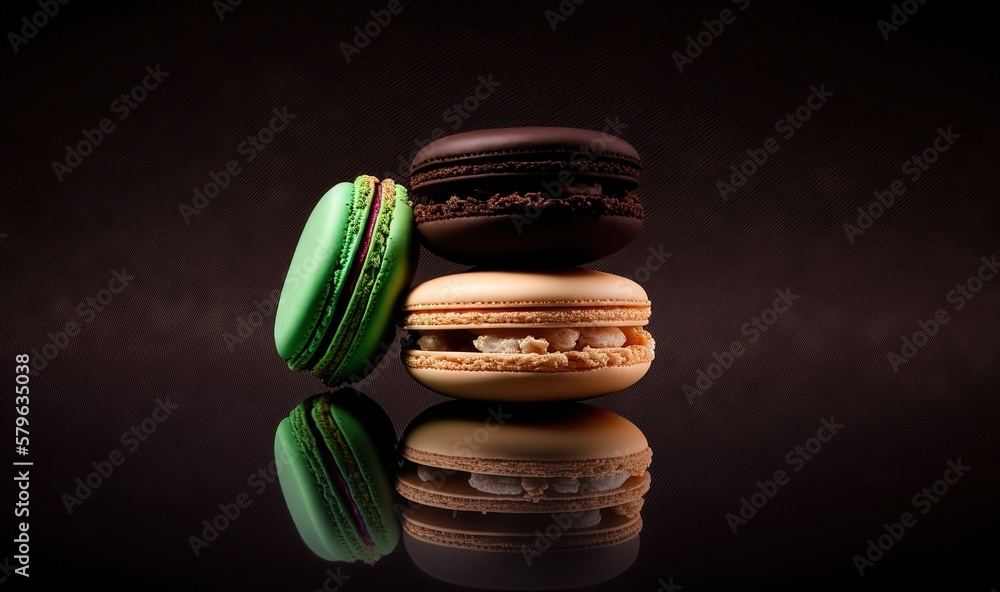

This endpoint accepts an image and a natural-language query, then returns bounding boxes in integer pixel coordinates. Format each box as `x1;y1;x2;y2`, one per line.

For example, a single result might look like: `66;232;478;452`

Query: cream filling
413;466;643;521
416;465;631;495
415;326;654;357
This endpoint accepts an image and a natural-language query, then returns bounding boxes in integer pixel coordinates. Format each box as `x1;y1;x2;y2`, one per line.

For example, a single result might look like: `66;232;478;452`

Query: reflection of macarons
274;390;400;564
409;127;642;266
274;175;415;385
401;269;655;401
395;401;650;589
402;511;641;590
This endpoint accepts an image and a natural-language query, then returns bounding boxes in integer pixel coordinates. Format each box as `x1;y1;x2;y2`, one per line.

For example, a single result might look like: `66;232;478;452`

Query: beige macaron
396;401;649;589
401;268;655;401
395;401;652;515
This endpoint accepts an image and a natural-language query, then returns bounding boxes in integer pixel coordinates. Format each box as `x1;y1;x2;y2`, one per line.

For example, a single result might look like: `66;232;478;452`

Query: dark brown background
2;1;997;591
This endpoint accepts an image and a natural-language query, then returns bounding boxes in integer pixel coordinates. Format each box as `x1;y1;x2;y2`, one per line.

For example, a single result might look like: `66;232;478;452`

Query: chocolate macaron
409;127;643;266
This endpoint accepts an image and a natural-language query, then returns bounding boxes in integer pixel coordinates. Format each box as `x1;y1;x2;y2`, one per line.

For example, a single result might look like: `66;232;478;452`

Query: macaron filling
291;400;376;553
413;466;640;521
412;187;643;225
414;326;654;356
316;182;383;365
465;472;631;496
415;464;632;496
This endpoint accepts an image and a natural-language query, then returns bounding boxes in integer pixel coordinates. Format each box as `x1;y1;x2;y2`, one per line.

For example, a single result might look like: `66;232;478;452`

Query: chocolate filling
410;159;640;188
412;190;643;225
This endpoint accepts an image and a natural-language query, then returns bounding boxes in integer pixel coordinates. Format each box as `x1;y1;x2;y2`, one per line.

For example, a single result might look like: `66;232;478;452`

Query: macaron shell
402;304;649;330
326;183;415;384
396;466;650;514
404;362;652;401
409;126;641;188
402;531;640;590
403;505;641;541
399;401;649;468
274;418;355;562
403;268;649;311
273;182;358;365
325;394;401;555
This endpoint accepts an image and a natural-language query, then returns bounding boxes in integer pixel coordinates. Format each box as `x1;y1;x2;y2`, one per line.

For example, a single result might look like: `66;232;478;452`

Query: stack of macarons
271;128;655;589
394;128;655;587
400;127;655;401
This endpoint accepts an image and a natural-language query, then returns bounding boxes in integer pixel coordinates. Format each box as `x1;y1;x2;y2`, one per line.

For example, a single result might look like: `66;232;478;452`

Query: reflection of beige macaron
396;401;651;515
395;401;651;589
402;510;641;590
401;268;655;401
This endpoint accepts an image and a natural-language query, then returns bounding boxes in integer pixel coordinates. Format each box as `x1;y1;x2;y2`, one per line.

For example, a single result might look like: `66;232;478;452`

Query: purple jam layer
306;406;376;549
327;183;383;342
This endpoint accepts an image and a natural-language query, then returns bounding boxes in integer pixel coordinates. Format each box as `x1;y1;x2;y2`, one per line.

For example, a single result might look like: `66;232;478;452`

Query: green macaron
274;175;415;385
274;390;400;564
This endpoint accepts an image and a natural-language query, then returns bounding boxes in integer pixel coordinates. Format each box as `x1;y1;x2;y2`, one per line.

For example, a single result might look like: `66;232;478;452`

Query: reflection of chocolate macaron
395;401;651;589
409;127;642;266
401;268;655;401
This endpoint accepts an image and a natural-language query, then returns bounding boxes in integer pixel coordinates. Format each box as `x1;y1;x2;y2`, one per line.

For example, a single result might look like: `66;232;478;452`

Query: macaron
274;390;400;564
395;401;650;589
400;268;655;401
409;127;643;266
274;175;415;386
395;401;651;515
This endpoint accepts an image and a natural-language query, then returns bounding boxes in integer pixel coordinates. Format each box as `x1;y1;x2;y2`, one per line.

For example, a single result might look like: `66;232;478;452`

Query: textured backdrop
1;1;998;591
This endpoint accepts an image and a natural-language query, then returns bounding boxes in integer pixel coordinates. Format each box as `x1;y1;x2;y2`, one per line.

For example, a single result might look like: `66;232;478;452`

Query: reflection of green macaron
274;175;415;385
274;390;400;564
